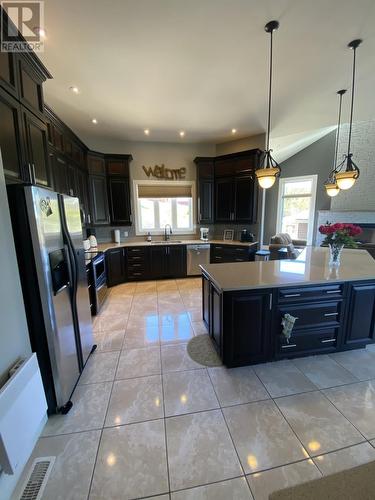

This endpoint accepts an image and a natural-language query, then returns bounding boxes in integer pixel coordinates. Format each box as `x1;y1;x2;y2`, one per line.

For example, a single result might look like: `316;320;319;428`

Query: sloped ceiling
40;0;375;147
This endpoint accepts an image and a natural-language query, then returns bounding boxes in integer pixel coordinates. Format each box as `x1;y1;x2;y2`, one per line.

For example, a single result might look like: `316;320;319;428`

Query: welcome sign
142;164;186;180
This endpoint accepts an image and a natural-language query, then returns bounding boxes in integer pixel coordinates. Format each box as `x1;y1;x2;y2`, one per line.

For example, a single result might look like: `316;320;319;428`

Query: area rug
187;334;222;367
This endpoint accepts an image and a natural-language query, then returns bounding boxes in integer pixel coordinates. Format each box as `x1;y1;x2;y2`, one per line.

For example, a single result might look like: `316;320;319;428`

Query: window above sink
133;180;196;236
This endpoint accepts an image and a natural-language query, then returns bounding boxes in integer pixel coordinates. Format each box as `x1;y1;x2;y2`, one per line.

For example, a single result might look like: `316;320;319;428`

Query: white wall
0;153;32;498
331;120;375;211
89;139;215;181
215;133;265;155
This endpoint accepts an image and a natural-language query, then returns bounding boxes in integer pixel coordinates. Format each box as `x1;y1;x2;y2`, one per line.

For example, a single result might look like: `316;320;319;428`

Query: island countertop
200;247;375;292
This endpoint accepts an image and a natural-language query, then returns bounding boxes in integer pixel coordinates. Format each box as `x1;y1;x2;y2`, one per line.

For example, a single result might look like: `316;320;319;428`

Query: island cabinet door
222;290;273;367
202;274;210;328
343;282;375;348
210;283;222;355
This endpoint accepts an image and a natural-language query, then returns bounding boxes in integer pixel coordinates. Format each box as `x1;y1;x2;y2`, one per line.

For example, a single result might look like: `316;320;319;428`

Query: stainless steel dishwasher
186;244;210;276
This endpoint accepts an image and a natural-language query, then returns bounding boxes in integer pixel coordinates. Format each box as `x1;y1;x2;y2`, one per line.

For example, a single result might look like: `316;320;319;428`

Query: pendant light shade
324;89;346;197
335;39;362;190
255;20;281;189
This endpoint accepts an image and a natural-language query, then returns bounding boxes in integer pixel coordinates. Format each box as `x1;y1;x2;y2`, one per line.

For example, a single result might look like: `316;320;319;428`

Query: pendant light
255;20;281;189
324;89;346;197
335;39;362;190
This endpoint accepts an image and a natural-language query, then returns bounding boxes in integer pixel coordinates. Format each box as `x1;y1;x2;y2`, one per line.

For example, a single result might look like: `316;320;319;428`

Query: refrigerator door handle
64;244;74;291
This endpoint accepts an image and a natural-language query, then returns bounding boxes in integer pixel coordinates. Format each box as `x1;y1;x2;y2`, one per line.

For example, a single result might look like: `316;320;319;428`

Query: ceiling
40;0;375;148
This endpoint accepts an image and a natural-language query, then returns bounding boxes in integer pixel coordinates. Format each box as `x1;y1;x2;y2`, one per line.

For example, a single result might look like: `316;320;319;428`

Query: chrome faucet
164;224;173;241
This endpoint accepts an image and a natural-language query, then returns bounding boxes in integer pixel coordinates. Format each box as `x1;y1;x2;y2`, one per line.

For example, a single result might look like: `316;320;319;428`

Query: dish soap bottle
147;232;152;242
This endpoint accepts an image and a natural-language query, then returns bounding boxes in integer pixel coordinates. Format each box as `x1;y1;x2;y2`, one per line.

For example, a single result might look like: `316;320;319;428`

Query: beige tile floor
13;278;375;500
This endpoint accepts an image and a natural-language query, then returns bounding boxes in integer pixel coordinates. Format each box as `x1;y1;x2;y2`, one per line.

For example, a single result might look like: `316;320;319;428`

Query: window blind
137;184;192;198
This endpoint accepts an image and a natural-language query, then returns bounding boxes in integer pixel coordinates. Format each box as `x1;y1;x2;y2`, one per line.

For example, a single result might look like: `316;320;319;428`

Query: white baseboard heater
0;354;47;475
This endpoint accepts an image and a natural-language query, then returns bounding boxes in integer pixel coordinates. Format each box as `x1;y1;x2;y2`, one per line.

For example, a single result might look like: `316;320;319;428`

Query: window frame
276;175;318;245
133;179;196;236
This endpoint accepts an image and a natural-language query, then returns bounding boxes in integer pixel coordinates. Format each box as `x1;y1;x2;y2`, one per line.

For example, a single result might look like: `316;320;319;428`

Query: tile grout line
205;367;251;493
86;283;135;499
282;355;373;445
157;280;173;496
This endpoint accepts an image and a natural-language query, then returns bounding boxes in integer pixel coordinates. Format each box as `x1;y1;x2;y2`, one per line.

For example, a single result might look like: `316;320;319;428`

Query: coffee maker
200;228;209;241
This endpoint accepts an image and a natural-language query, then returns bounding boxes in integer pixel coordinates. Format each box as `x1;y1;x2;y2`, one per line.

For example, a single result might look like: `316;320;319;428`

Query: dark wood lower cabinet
222;289;272;367
150;245;186;279
203;277;375;367
343;282;375;349
202;273;210;327
106;248;126;287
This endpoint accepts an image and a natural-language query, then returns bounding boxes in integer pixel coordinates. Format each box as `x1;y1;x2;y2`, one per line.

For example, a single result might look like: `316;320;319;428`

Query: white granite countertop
96;239;258;252
200;247;375;292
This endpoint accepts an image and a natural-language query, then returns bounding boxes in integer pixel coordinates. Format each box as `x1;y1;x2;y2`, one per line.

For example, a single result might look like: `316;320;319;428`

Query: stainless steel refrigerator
7;184;95;414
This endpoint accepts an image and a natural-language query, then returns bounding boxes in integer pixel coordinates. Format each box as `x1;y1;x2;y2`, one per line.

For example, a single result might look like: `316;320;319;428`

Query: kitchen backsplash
87;222;259;243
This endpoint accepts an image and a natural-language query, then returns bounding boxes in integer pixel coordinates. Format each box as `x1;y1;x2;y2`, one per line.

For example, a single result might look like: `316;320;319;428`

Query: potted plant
319;222;362;267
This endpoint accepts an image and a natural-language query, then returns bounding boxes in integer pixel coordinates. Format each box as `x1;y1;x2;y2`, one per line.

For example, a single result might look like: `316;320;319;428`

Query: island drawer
277;301;343;330
277;326;339;358
278;284;344;303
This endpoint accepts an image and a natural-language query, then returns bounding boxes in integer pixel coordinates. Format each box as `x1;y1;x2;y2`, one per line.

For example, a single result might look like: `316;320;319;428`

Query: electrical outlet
124;231;129;237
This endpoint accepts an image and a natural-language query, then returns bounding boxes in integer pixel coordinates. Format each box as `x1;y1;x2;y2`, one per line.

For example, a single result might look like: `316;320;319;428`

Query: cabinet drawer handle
284;293;301;298
326;290;339;294
324;312;338;317
235;258;244;261
321;338;336;343
281;344;297;349
132;272;142;276
215;256;222;259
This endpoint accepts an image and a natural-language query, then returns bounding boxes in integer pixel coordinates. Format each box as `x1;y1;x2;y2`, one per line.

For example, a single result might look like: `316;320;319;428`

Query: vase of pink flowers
319;222;362;267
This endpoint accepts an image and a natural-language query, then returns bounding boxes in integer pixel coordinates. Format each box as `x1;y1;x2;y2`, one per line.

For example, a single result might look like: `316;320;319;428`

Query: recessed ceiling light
34;26;47;39
144;129;150;135
92;118;98;124
69;86;80;94
231;128;237;134
179;131;185;137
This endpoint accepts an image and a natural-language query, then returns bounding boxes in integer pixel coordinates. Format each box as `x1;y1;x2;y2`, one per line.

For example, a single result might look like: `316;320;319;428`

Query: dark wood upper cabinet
106;158;131;176
50;153;68;194
0;87;25;182
108;177;132;225
105;154;133;226
88;153;105;175
216;177;234;222
0;51;17;96
23;109;50;187
195;150;260;224
343;282;375;348
195;157;214;224
234;175;257;222
17;55;48;120
89;174;110;225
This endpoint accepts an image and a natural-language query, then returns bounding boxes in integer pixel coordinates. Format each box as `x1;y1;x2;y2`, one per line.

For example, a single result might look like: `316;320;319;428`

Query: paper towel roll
114;229;120;243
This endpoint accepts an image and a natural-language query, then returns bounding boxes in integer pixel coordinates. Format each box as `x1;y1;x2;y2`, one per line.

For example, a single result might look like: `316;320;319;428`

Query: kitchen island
200;247;375;367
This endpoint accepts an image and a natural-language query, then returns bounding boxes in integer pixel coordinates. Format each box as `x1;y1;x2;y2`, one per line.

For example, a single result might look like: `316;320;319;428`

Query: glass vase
329;243;344;268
